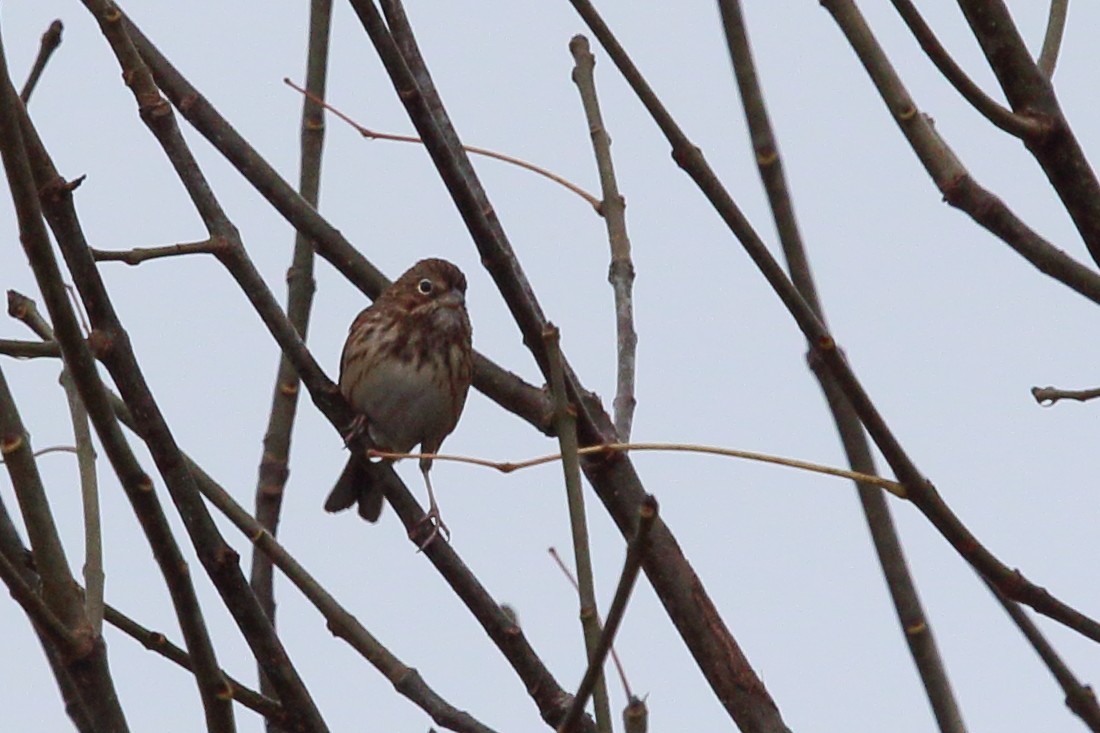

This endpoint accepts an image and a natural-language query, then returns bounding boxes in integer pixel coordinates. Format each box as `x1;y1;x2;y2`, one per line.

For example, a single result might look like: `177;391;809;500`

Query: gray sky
2;2;1099;731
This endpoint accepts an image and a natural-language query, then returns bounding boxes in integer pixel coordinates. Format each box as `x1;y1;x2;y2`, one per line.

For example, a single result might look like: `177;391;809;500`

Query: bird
324;258;473;546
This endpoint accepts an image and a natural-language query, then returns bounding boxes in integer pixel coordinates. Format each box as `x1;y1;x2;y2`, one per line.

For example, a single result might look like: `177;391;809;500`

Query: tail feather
325;456;384;522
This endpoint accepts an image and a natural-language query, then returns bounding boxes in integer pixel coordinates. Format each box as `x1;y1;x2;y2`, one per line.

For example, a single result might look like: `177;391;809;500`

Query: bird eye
417;278;434;295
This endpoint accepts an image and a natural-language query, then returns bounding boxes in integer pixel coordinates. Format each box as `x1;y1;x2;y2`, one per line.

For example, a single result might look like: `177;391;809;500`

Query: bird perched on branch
325;258;473;546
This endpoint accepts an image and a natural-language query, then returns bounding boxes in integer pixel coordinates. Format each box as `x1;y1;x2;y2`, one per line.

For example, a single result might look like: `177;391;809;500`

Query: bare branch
1031;385;1100;406
0;338;61;358
284;77;602;212
717;1;964;729
569;35;638;441
560;497;655;733
102;605;290;725
19;20;63;103
90;238;221;265
570;0;1100;644
1037;0;1069;79
545;325;612;733
889;0;1039;137
982;578;1100;730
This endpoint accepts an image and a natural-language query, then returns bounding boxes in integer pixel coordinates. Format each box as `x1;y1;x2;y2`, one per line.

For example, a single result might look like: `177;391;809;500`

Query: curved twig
284;77;601;212
1037;0;1069;79
889;0;1040;138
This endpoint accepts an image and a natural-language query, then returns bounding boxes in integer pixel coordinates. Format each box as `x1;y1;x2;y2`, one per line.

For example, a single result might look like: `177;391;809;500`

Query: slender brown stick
716;2;965;731
0;338;61;358
889;0;1038;137
0;535;84;657
956;0;1100;267
118;13;555;436
90;238;220;265
283;77;601;211
251;3;332;726
372;442;906;496
568;0;1100;645
545;326;612;733
982;578;1100;730
569;36;637;441
560;497;655;733
103;605;288;725
19;20;63;103
1031;385;1100;406
1037;0;1069;79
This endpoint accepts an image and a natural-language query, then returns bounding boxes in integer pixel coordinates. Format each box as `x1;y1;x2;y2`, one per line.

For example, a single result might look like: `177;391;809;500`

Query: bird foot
412;507;451;552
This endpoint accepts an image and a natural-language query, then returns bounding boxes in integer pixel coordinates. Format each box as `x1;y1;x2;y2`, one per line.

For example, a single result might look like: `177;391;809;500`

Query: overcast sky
2;2;1099;732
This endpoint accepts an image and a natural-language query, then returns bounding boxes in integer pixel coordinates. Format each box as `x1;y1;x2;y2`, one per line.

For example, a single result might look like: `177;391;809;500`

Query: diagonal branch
568;0;1100;645
116;12;555;437
956;0;1100;267
359;2;792;730
716;2;965;731
250;1;332;725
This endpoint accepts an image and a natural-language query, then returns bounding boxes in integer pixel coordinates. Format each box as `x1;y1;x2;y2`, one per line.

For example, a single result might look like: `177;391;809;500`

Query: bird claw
341;414;368;449
413;507;451;552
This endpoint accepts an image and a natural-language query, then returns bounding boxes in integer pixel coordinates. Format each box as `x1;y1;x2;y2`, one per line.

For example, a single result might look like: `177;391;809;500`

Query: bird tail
325;455;384;522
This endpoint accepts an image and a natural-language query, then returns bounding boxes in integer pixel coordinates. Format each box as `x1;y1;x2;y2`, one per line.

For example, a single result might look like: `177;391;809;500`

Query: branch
545;326;612;733
569;0;1100;645
90;238;221;265
825;0;1100;307
284;77;601;212
102;605;289;725
363;2;784;726
982;578;1100;730
251;1;331;723
568;35;637;441
116;13;555;435
560;497;655;733
889;0;1039;137
956;0;1100;267
717;1;964;730
0;338;61;358
1031;385;1100;406
1037;0;1069;79
19;20;63;103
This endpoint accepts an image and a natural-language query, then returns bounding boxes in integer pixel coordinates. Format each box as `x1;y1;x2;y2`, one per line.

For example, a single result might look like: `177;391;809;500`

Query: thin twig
889;0;1040;138
1031;385;1100;406
717;2;964;730
121;15;555;435
252;4;331;725
371;442;907;497
1037;0;1069;80
569;36;637;441
90;238;221;265
19;20;63;104
60;370;103;634
981;577;1100;730
0;544;85;657
545;326;612;733
0;338;61;358
560;497;656;733
548;548;633;699
12;28;237;729
283;77;602;212
103;604;289;724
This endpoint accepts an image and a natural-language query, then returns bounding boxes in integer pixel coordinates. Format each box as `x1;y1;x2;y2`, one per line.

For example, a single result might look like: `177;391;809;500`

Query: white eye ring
417;278;434;295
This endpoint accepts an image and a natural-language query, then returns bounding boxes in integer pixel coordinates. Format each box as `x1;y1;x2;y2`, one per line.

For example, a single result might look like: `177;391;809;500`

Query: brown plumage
325;258;473;543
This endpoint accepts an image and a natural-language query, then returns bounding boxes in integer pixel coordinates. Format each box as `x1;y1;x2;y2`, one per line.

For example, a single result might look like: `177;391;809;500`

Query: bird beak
437;288;465;309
